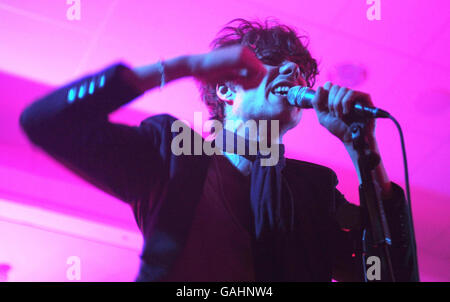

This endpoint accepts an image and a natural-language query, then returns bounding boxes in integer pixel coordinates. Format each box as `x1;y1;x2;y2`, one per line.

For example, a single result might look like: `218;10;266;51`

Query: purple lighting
0;0;449;282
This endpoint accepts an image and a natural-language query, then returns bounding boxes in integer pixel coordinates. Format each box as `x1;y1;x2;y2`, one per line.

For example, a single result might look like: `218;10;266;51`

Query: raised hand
189;45;267;89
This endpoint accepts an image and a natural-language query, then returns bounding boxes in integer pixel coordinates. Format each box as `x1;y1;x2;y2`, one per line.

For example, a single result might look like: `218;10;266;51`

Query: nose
279;61;301;80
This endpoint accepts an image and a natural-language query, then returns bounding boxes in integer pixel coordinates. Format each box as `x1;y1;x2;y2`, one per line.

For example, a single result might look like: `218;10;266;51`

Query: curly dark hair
199;18;319;122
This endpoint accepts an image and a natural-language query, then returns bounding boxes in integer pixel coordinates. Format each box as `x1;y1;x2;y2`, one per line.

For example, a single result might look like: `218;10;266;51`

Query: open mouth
270;82;295;96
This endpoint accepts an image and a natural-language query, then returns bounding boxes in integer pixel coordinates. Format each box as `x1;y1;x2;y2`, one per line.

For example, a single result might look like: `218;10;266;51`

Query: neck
213;118;284;172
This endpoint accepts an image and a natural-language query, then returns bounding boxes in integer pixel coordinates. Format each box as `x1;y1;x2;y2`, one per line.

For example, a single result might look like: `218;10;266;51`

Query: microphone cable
387;114;420;281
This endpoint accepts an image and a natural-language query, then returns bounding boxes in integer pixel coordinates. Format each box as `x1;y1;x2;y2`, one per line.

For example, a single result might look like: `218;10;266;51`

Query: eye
257;52;284;66
260;57;283;66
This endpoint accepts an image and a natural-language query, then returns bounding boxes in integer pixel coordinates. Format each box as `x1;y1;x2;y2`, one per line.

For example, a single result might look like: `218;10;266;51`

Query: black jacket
19;63;418;282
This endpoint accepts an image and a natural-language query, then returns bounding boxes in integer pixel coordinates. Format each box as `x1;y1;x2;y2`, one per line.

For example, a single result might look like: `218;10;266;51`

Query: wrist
186;53;205;78
344;134;378;153
366;134;378;151
163;55;193;82
133;55;194;92
345;136;393;198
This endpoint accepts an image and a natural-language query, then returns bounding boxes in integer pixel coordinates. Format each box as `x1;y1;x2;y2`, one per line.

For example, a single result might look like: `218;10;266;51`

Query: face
223;59;308;136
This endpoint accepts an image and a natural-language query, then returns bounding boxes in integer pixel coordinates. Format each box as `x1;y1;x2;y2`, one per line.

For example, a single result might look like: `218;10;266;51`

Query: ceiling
0;0;449;281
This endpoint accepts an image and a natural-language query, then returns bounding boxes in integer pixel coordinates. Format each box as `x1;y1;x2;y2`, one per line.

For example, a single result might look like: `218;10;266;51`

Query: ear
216;83;236;106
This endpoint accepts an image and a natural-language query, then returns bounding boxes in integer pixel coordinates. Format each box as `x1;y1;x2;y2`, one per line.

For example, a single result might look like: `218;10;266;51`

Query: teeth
273;85;290;95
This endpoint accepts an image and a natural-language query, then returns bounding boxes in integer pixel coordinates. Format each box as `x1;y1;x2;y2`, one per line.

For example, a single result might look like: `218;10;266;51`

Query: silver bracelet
157;59;166;90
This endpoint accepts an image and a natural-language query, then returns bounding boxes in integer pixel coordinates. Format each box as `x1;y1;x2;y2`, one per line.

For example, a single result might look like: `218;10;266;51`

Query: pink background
0;0;448;281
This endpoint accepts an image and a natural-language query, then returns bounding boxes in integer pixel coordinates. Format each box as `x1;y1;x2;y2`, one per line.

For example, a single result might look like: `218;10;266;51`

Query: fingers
312;81;332;114
215;45;266;88
315;82;373;118
342;90;354;115
239;46;267;87
328;84;340;117
194;45;266;86
333;87;348;118
311;86;328;114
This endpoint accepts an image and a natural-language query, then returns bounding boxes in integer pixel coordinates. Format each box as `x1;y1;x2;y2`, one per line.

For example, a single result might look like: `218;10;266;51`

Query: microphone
287;86;390;118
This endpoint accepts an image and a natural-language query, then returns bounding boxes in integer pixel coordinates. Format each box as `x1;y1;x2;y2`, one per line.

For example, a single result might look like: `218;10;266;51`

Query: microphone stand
350;121;395;282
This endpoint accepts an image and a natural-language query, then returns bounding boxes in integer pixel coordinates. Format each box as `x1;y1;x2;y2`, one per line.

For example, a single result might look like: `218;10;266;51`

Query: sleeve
330;176;419;282
374;183;419;282
19;63;171;208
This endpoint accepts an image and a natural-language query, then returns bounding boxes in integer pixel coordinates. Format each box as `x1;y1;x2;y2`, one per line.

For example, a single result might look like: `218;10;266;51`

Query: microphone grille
287;86;314;108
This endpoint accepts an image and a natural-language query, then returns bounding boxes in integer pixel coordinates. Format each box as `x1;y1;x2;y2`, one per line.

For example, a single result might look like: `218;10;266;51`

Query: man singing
19;19;417;282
